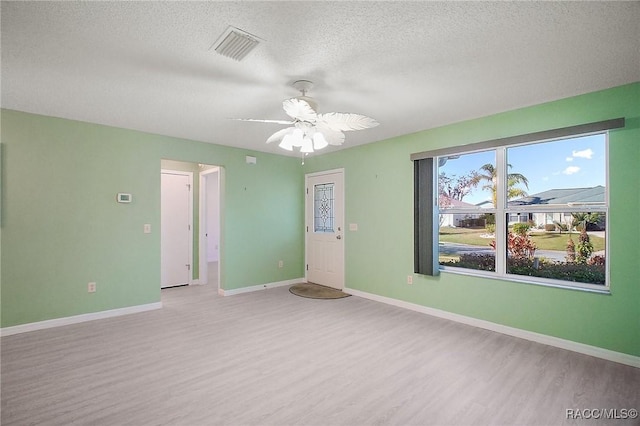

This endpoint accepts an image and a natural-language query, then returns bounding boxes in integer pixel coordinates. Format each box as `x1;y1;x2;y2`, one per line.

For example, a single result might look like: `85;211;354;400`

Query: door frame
161;169;194;287
198;166;222;291
304;168;345;289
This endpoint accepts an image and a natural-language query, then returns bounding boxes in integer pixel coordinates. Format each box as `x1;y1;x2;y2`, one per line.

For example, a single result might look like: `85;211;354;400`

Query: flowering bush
566;238;576;262
490;232;536;259
576;230;594;264
588;254;606;266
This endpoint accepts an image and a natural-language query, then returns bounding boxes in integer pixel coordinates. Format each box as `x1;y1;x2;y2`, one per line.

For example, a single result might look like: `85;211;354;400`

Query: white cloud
572;148;593;159
562;166;581;175
566;157;573;162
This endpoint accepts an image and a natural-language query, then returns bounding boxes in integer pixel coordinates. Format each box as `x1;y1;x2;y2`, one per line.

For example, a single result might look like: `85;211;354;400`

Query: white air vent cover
212;26;261;61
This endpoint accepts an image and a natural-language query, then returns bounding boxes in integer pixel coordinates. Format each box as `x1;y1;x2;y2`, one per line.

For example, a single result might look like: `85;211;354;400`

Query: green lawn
530;232;605;251
439;227;605;252
438;227;494;247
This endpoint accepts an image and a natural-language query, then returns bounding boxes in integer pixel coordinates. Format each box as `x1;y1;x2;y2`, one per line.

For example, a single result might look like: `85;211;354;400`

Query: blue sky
439;134;607;205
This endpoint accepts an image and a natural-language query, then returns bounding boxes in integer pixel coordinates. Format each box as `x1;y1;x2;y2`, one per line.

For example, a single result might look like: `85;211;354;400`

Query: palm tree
474;163;529;207
571;212;600;232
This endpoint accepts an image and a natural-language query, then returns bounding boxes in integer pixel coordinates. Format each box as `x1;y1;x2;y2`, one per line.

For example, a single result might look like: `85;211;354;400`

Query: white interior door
306;170;345;289
161;171;192;288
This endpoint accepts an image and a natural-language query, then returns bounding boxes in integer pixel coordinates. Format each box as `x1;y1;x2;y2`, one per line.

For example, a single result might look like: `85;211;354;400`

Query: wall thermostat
117;193;132;203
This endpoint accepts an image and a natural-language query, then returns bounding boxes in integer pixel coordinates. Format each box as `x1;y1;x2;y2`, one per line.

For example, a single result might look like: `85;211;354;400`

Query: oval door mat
289;283;351;299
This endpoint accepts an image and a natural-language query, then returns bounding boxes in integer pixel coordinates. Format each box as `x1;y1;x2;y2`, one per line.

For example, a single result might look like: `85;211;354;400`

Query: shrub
485;224;496;234
460;218;486;228
544;224;556;232
441;254;605;285
482;213;495;225
440;253;495;271
507;258;605;284
576;230;594;264
512;223;531;236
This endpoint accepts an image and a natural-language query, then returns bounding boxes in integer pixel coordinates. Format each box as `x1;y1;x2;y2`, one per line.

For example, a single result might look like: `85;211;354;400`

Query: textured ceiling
2;1;639;157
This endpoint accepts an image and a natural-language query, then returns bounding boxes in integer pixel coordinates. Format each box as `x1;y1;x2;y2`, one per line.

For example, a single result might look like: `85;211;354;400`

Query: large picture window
413;119;622;292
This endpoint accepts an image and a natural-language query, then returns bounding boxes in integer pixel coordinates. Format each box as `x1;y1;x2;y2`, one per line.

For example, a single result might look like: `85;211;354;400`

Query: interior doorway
199;166;221;291
160;160;222;291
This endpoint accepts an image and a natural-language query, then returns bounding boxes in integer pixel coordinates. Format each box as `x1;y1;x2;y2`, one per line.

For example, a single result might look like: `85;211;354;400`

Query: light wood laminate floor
2;284;638;425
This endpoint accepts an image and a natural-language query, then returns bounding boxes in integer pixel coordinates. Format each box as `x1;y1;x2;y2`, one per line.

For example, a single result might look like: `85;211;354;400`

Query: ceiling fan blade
316;112;379;132
266;127;295;144
230;118;294;125
314;122;345;146
282;98;318;122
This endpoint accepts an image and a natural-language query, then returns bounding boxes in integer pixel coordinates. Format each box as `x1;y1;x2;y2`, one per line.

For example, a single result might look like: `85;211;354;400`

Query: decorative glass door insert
314;183;335;233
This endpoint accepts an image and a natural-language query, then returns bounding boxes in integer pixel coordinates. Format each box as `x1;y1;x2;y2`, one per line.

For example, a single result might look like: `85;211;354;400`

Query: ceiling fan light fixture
279;135;294;151
233;79;378;154
291;128;304;147
312;132;328;150
300;137;314;153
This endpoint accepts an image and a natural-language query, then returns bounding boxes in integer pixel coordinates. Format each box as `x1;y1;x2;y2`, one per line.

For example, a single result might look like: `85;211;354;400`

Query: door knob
336;235;342;240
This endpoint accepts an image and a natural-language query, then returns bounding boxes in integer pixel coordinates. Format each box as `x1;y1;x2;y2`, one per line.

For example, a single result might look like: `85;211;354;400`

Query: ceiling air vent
211;26;261;61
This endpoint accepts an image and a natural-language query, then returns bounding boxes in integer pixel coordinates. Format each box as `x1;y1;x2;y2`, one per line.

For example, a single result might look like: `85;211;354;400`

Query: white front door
306;170;345;289
161;171;192;288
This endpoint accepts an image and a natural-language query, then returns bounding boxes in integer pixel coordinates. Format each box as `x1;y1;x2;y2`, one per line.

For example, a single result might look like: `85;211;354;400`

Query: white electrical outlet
88;282;97;293
278;260;284;268
407;275;413;285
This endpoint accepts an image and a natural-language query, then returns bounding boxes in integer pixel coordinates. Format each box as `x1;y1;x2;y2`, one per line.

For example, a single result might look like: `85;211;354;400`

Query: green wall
304;82;640;357
0;110;304;327
2;83;638;358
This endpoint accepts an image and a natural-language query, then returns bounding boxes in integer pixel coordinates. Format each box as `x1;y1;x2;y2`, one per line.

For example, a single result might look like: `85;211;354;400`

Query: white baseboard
344;287;640;369
220;277;306;296
0;302;163;337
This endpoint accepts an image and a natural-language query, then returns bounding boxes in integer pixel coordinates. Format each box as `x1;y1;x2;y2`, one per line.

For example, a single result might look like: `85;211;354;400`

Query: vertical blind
414;158;440;276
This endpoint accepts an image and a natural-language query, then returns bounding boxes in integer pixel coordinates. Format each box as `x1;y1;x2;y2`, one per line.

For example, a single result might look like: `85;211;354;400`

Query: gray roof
509;186;605;206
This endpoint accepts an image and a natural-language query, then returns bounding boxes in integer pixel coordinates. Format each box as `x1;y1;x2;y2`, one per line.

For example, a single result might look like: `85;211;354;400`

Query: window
413;119;622;292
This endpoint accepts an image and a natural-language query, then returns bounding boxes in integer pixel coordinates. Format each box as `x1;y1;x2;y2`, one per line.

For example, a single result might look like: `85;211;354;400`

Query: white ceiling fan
234;80;379;153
